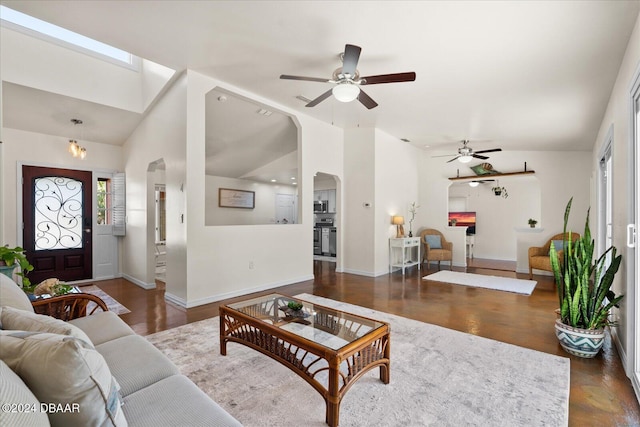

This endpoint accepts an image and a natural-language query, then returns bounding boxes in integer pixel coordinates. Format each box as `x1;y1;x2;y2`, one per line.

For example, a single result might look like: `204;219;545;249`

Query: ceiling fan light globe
458;155;473;164
469;181;480;187
332;83;360;102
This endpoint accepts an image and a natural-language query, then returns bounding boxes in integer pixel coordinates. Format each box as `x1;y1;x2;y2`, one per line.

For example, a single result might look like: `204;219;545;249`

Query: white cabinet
389;237;421;275
327;189;336;213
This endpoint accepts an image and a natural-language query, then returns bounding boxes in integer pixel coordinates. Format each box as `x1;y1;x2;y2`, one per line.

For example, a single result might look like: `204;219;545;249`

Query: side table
389;237;421;275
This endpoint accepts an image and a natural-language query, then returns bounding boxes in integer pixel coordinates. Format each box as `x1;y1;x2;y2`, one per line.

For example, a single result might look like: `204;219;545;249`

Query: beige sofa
0;274;241;427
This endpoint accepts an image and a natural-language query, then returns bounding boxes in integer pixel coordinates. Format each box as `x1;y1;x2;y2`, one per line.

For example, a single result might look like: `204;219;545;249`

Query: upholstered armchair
528;232;580;279
420;229;453;270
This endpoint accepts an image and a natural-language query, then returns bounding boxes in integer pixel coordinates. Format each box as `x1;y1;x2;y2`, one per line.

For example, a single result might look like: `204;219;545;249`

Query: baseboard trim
167;274;316;309
122;273;156;290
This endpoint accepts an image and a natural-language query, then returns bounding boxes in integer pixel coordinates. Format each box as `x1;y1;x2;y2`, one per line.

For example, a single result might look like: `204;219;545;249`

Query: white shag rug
146;293;569;426
424;271;537;295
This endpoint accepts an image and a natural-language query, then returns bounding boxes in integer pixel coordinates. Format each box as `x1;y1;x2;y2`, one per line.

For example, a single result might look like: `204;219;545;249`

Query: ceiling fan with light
436;140;502;163
280;44;416;110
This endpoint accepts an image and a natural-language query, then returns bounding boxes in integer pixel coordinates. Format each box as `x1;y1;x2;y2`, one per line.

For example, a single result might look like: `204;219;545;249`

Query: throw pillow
426;235;442;249
549;239;568;255
0;331;127;427
0;359;51;426
0;306;93;347
0;273;34;312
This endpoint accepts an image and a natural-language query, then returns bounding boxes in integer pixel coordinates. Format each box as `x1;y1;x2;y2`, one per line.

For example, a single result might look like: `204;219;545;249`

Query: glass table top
225;293;386;350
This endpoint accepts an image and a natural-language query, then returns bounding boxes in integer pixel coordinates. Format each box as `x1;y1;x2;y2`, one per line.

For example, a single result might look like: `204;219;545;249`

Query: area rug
424;270;537;295
78;285;130;315
146;293;569;426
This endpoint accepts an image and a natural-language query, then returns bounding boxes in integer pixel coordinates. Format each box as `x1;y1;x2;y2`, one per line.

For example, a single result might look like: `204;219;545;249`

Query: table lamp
392;216;405;238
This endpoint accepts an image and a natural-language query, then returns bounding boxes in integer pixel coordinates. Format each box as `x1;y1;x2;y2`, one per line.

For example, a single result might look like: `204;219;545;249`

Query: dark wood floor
94;259;640;426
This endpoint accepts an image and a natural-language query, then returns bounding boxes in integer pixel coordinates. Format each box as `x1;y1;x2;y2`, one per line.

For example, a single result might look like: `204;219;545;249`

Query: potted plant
408;202;419;237
0;245;34;290
491;185;508;198
550;198;624;358
528;218;538;228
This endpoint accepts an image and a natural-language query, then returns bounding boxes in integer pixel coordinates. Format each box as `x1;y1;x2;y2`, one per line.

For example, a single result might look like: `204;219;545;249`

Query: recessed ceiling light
290;177;296;180
424;145;430;148
270;179;277;182
217;95;227;102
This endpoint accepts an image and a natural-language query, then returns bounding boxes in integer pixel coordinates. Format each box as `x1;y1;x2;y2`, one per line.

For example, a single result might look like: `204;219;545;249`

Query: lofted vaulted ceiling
2;0;639;155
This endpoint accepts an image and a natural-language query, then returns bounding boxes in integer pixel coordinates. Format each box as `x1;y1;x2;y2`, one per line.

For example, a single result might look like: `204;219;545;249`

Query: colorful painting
448;211;476;230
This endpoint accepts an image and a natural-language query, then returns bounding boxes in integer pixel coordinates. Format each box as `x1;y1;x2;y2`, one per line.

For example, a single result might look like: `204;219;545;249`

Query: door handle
627;224;636;248
84;228;91;234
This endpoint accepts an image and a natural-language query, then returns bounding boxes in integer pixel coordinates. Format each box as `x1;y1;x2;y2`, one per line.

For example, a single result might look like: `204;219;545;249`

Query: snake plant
549;198;624;330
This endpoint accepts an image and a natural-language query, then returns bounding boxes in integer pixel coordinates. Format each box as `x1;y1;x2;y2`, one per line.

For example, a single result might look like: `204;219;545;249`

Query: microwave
314;200;328;213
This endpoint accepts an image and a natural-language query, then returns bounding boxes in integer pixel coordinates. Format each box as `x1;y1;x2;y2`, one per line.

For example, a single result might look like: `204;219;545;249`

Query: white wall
179;70;343;307
205;175;296;225
342;128;420;277
0;27;174;113
121;72;187;295
374;130;420;275
0;127;123;247
591;11;640;380
343;128;376;275
419;150;591;268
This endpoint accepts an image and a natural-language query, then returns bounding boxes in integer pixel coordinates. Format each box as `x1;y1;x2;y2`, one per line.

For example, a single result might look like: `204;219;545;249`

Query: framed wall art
218;188;255;209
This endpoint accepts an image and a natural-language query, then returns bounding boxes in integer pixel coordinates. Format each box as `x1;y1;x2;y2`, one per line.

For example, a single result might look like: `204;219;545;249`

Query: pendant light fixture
68;118;87;159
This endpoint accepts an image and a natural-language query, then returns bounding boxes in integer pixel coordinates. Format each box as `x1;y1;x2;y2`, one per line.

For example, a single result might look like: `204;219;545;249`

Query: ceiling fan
467;179;495;187
437;140;502;163
280;44;416;110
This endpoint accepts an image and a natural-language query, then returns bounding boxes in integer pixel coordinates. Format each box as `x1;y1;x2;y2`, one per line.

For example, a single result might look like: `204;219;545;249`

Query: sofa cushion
0;359;51;427
96;335;179;397
69;311;135;346
0;306;93;346
122;374;242;427
426;235;442;249
0;330;127;427
0;273;34;312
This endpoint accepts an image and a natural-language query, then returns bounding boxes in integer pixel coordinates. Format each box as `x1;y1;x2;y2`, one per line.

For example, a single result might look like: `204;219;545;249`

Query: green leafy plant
287;301;303;311
51;283;74;296
0;245;34;289
528;218;538;227
549;198;624;330
491;186;508;198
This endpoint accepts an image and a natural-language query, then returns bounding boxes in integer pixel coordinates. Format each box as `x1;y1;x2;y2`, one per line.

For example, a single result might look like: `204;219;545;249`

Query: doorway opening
313;172;340;265
148;159;166;284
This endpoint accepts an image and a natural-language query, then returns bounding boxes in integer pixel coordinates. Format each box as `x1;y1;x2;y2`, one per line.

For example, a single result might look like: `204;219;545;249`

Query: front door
22;166;93;283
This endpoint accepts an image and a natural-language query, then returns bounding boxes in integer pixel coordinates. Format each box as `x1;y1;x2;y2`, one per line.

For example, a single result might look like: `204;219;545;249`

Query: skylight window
0;5;138;69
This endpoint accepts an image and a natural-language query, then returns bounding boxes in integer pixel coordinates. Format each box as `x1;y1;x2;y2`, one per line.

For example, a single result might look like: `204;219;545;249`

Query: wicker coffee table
220;294;390;427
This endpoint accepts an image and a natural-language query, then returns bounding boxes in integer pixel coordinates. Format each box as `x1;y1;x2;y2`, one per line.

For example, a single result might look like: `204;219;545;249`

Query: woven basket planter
554;319;605;358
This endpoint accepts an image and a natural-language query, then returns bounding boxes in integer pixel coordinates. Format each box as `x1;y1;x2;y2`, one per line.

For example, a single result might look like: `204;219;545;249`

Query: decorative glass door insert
34;176;84;250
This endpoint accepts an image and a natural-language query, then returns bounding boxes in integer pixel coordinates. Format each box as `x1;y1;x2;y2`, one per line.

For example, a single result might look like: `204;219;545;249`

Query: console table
389;237;421;275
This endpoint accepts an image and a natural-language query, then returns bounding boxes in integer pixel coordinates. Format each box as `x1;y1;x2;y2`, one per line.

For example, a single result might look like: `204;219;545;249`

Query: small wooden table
220;294;390;427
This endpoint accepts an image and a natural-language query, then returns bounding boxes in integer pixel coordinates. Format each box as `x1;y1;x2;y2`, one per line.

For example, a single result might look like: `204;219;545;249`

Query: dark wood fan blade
472;154;490;160
447;156;461;163
474;148;502;154
280;75;330;83
305;89;333;107
342;44;361;76
357;89;378;109
360;72;416;85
